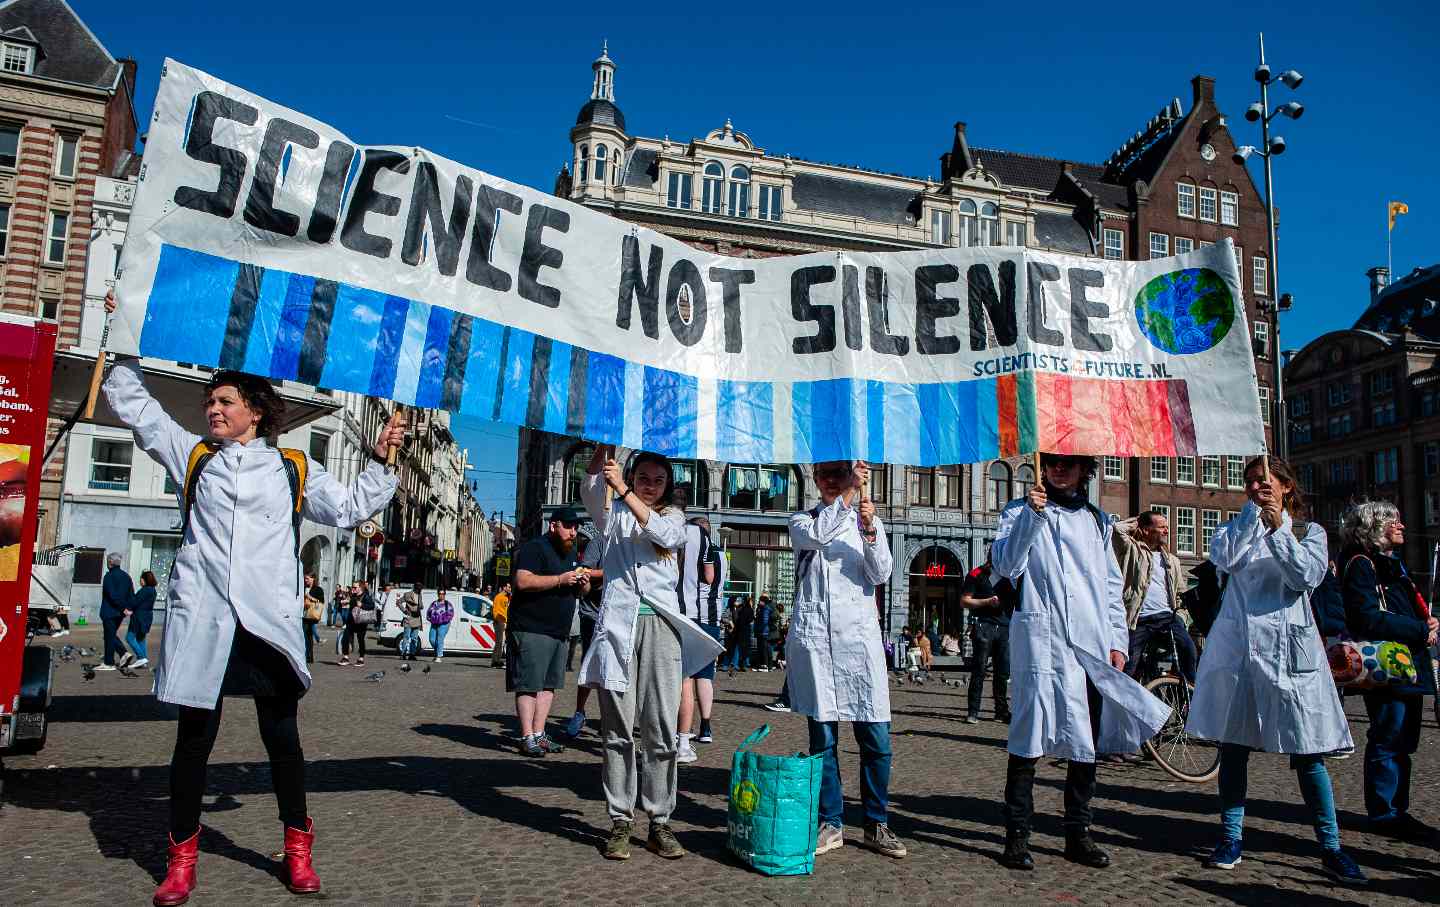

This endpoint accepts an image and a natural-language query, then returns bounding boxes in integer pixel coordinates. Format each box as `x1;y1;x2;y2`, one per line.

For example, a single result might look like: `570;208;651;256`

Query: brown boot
283;818;322;894
152;828;199;906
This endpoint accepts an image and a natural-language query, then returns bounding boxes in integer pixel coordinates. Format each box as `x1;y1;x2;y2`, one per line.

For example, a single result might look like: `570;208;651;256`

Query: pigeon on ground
59;644;76;661
422;665;431;674
81;663;97;682
399;663;411;673
364;670;386;682
78;647;96;657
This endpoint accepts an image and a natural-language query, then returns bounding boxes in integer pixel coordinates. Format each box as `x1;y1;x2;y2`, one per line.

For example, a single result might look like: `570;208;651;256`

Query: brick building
1286;264;1440;580
0;0;137;546
517;47;1275;636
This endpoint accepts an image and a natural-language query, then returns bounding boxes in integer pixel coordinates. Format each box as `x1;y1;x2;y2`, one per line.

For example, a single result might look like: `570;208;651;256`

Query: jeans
1362;692;1422;822
967;621;1010;718
430;622;451;657
400;626;420;658
125;628;149;663
1126;611;1198;685
1218;744;1340;850
808;718;892;828
170;694;305;838
1004;679;1102;833
302;618;318;663
101;614;128;666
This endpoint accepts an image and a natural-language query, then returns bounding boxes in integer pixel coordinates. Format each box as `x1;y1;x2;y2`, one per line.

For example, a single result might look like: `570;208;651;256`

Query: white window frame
1149;503;1172;550
701;161;724;214
1;43;32;74
1198;186;1218;222
1253;319;1270;358
593;144;607;183
1201;455;1222;488
930;209;952;245
1253;255;1268;296
1177;182;1196;218
1176;507;1197;555
1149;232;1169;259
1103;228;1123;260
758;184;782;222
45;211;68;265
1175;456;1196;485
1174;236;1194;255
727;165;750;218
1225;456;1244;489
1150;457;1171;483
55;133;79;180
1005;221;1027;248
979;202;1000;246
1103;456;1125;481
1220;190;1239;226
666;171;692;210
38;296;58;320
1258;385;1271;426
0;123;16;170
0;201;9;256
89;438;133;492
1201;509;1221;554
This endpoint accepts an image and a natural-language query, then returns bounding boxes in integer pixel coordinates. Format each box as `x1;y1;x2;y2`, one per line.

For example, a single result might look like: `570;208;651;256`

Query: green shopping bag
727;724;823;876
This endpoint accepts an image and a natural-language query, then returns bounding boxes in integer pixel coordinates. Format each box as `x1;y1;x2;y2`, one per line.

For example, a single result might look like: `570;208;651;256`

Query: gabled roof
0;0;119;89
968;148;1130;212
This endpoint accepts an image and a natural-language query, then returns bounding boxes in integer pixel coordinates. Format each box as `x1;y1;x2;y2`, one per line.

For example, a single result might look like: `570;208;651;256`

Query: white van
375;589;497;656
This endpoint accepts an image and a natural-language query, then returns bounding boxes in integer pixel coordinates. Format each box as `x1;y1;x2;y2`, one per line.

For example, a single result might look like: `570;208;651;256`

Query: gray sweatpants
599;614;683;824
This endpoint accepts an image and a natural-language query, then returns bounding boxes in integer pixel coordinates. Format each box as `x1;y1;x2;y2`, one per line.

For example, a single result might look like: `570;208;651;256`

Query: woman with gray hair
1337;500;1438;842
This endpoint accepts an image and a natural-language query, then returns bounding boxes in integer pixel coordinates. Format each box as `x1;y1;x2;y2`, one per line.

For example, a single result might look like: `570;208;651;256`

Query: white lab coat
576;474;723;691
785;497;894;723
992;499;1170;761
1186;503;1352;754
103;360;398;709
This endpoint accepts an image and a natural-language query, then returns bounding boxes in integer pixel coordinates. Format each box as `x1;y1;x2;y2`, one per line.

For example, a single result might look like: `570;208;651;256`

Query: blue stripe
391;300;431;405
717;380;773;463
622;362;645;450
543;341;572;434
498;329;535;426
642;367;698;458
974;376;1000;460
584;352;626;445
882;382;921;466
803;378;855;463
317;285;385;394
414;305;453;409
368;295;409;398
459;317;504;419
917;383;971;466
139;245;234;364
867;380;887;464
268;273;315;380
239;268;289;375
956;380;989;463
790;381;813;464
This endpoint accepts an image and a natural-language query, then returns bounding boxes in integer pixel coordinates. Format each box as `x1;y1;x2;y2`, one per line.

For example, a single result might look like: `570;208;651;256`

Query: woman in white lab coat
992;454;1170;872
1187;456;1367;885
578;445;722;863
786;460;903;860
102;352;402;905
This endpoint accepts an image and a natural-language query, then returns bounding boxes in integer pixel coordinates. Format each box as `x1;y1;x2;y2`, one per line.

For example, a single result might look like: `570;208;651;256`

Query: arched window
986;461;1012;511
578;144;589;183
728;165;751;218
702;161;724;214
612;151;623;185
959;199;978;247
594;144;607;183
979;202;1000;246
1014;462;1036;489
937;464;961;508
565;443;596;503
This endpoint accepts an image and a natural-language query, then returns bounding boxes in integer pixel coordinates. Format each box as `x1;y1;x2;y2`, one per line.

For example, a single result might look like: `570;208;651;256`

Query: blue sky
75;0;1438;514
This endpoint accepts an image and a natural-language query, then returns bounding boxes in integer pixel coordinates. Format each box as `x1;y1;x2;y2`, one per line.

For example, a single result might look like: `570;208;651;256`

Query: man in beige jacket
1111;511;1196;685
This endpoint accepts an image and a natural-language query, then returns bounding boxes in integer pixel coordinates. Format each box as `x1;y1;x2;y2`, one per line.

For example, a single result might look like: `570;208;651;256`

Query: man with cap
509;506;590;756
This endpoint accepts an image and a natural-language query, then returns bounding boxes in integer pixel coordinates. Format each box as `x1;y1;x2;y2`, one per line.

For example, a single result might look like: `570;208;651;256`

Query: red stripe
997;373;1019;457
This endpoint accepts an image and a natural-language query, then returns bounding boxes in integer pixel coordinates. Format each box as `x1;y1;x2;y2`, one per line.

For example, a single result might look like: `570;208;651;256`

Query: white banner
111;60;1264;465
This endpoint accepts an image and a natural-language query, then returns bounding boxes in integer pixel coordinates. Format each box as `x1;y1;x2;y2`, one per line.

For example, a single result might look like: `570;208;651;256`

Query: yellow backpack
181;441;309;556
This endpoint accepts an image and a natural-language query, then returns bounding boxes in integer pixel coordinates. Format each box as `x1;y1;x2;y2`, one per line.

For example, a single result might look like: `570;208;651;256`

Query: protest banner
110;60;1264;466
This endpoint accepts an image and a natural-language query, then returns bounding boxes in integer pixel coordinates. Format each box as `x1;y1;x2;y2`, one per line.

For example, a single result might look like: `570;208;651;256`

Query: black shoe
997;710;1013;724
1000;830;1034;871
1064;829;1111;868
1370;813;1437;842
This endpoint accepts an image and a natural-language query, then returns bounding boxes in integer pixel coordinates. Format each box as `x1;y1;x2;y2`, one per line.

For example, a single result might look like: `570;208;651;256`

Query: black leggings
170;695;307;838
343;624;367;658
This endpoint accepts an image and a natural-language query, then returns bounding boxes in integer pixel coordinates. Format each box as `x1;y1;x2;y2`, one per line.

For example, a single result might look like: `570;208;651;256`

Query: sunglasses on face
1047;458;1084;470
815;467;851;481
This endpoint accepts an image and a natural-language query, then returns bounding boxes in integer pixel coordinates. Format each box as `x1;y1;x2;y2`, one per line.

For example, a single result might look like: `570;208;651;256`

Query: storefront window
907;545;965;637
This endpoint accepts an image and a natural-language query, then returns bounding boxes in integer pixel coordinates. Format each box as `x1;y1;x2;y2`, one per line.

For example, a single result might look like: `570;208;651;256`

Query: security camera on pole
1233;33;1303;459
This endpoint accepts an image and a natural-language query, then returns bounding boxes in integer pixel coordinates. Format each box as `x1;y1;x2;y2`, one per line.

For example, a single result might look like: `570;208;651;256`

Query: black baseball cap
550;507;583;526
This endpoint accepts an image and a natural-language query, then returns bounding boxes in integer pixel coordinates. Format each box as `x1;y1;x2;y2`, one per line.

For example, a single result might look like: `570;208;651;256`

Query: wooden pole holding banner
387;404;405;468
82;312;112;420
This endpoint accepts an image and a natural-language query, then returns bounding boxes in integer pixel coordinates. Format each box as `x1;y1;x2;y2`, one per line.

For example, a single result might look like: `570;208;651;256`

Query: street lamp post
1234;33;1303;460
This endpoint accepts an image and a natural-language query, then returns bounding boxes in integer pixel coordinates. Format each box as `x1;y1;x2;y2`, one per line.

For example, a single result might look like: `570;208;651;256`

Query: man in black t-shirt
961;558;1016;724
509;507;588;757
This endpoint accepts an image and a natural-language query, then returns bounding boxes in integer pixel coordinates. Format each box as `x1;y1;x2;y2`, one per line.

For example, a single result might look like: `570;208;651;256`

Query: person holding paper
991;454;1169;872
578;445;723;862
787;460;904;860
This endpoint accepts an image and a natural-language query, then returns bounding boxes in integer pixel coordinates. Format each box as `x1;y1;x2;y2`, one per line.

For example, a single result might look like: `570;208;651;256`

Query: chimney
1191;75;1216;110
1367;266;1391;305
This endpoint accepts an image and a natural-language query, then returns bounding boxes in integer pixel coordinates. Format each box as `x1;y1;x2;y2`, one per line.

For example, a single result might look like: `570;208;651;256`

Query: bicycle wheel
1142;675;1220;783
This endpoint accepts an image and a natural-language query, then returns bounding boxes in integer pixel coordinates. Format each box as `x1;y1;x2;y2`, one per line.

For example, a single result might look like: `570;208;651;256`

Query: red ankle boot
153;828;200;906
283;818;322;894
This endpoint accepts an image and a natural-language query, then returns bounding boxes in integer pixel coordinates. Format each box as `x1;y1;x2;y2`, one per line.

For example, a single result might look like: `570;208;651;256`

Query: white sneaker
93;664;117;672
118;652;135;668
676;741;699;764
131;658;150;669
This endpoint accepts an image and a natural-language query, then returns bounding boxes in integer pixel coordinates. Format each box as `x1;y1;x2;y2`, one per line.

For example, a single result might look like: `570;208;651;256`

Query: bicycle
1134;627;1220;783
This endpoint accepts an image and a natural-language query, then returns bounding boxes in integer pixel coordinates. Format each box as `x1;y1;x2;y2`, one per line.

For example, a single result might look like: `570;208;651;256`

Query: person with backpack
992;453;1169;872
1186;456;1367;886
427;589;455;662
1337;501;1438;842
101;348;403;905
399;583;424;661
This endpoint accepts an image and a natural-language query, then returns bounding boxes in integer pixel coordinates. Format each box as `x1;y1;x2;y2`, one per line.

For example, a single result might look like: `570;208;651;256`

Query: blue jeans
400;626;420;656
125;628;148;662
1218;744;1340;850
1362;692;1422;822
808;718;892;828
429;622;451;657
